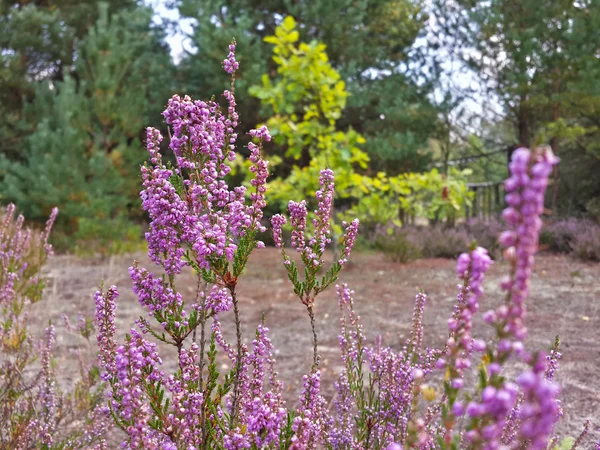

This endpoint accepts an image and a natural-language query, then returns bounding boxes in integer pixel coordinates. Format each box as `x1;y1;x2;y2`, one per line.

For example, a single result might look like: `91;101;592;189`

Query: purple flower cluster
410;292;427;354
516;354;561;449
38;325;57;446
92;46;291;449
140;44;269;277
339;218;359;266
242;325;286;448
272;169;359;270
223;42;239;74
271;214;287;248
0;204;57;308
455;147;562;448
248;129;271;227
94;286;118;381
497;146;559;341
290;371;330;449
545;342;562;382
270;169;359;369
168;343;204;446
329;284;363;449
308;169;335;264
130;264;183;316
289;200;308;251
112;330;169;448
440;247;492;416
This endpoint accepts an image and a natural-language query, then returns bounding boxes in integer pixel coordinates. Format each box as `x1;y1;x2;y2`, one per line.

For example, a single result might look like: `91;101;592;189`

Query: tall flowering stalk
271;170;359;368
454;147;561;449
315;146;590;450
95;43;288;448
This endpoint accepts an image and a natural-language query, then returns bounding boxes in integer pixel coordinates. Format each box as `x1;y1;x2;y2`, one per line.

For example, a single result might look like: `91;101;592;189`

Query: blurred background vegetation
1;0;599;255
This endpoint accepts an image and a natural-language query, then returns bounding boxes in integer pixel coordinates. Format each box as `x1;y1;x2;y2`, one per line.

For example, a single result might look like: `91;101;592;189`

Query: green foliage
0;3;174;253
250;16;369;208
249;19;471;234
347;72;438;174
0;0;138;160
343;168;473;234
179;0;438;174
551;437;575;450
400;168;473;223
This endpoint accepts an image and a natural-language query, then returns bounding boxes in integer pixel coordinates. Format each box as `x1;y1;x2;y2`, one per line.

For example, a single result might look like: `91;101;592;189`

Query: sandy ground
33;248;600;444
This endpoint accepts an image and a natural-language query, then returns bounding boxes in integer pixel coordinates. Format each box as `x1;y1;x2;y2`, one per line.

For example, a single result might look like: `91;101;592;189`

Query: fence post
466;181;504;220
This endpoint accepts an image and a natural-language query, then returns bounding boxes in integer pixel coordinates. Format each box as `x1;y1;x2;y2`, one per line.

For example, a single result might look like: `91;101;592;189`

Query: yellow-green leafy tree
249;16;369;210
248;17;473;239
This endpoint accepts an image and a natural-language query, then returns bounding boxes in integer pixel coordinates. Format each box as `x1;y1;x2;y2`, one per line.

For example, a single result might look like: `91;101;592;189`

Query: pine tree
0;0;138;159
0;3;174;252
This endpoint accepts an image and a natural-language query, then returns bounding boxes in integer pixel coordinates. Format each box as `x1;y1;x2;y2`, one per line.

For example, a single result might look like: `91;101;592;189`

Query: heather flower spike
272;169;359;368
459;146;561;448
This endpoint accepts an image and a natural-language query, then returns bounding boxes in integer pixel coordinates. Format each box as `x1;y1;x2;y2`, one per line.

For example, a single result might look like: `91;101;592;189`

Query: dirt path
35;249;600;441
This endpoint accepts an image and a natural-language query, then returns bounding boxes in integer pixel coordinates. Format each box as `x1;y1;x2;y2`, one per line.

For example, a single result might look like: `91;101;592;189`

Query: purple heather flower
108;329;168;448
289;200;308;251
410;292;427;353
202;286;233;314
247;139;270;230
339;219;359;265
308;169;335;262
38;325;57;446
498;147;558;342
95;286;119;380
139;46;272;279
290;371;329;450
516;359;561;450
232;324;287;448
249;125;272;142
129;264;183;315
271;214;287;248
146;126;163;165
166;343;204;446
443;248;493;405
223;42;239;74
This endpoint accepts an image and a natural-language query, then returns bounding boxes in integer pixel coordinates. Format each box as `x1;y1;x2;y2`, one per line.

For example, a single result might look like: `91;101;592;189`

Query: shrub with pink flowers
540;218;600;261
86;44;600;449
0;205;110;449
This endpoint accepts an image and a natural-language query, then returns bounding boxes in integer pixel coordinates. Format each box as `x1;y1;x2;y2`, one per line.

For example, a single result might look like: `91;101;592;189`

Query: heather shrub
539;218;583;253
373;217;512;262
0;205;109;449
570;226;600;262
92;45;597;449
540;218;600;261
416;226;471;258
373;228;422;263
373;225;470;260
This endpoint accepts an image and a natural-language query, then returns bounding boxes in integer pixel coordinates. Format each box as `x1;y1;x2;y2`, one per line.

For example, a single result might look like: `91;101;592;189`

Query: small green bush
374;231;422;263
